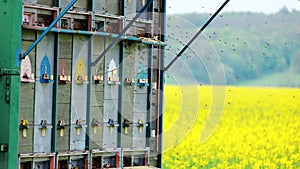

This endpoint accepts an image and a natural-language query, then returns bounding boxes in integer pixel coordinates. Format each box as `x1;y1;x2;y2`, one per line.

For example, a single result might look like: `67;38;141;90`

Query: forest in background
165;7;300;87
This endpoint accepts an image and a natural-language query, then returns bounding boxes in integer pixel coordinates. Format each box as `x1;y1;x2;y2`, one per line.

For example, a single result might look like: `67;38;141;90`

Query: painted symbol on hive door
20;56;35;82
75;57;88;84
108;59;120;85
58;59;71;84
40;55;53;83
137;64;149;87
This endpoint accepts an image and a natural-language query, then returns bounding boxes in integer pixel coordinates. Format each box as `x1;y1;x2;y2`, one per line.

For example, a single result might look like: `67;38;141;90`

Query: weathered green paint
91;36;105;150
56;34;72;152
0;0;22;168
19;30;36;154
19;82;34;154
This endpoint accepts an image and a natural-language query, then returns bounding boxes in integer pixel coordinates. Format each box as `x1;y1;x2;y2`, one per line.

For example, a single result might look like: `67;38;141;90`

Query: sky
167;0;300;14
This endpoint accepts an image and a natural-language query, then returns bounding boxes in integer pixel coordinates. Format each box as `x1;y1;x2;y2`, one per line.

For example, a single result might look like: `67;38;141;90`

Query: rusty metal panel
70;35;89;151
33;34;54;153
34;160;50;169
123;148;149;167
92;150;121;168
64;155;88;169
70;158;85;169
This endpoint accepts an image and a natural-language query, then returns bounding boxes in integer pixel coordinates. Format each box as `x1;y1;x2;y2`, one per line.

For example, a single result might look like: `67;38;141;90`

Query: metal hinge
0;68;20;104
0;68;20;76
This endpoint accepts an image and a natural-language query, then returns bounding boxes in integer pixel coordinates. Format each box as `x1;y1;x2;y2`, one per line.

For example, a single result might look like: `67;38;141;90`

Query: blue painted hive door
40;55;52;83
137;64;149;87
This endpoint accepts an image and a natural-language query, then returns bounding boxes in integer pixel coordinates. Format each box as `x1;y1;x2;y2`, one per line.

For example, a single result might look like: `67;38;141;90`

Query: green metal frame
0;0;22;168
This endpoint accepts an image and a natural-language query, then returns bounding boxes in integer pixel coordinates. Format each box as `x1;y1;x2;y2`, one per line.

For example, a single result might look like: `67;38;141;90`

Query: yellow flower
163;86;300;168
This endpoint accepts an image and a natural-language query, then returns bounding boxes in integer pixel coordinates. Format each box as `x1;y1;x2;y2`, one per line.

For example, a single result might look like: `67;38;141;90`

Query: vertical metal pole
147;0;155;165
158;0;166;167
118;41;125;168
86;2;95;169
117;1;126;167
52;1;61;168
86;37;93;169
0;0;22;168
147;45;153;165
51;33;59;164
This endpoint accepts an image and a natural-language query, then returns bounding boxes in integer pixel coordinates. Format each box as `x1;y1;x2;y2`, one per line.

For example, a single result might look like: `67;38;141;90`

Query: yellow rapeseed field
162;85;300;169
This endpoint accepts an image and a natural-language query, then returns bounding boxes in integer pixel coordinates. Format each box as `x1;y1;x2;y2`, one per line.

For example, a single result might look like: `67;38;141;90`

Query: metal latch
0;68;20;104
0;144;8;152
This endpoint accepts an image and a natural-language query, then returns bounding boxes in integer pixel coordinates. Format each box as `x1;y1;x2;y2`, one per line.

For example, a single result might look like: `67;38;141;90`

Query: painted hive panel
56;103;71;152
102;40;120;149
91;36;105;149
19;30;36;154
33;34;54;153
70;35;89;151
19;83;34;154
56;34;73;152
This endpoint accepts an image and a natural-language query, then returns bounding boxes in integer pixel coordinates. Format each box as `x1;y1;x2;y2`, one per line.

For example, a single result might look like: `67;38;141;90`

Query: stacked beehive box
19;0;165;168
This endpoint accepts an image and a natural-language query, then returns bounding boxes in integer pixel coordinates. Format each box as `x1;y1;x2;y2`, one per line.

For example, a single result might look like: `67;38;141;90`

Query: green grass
236;71;300;87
